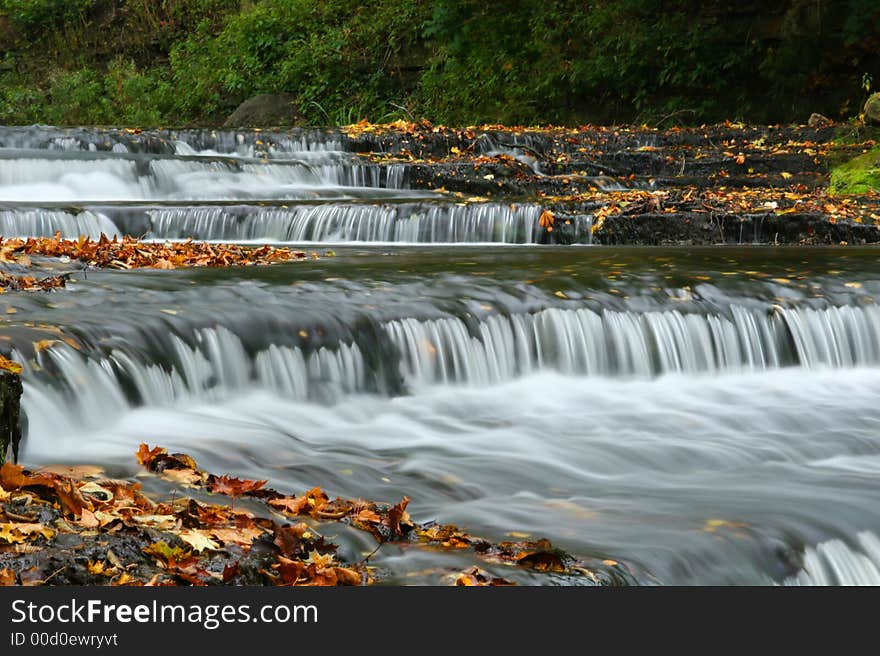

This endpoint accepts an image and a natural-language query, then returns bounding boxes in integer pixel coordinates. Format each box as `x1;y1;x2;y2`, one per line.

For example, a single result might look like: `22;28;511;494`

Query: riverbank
0;444;628;586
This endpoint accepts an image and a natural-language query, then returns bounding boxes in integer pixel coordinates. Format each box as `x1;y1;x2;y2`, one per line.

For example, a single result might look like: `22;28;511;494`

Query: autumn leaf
207;475;267;497
539;209;555;229
136;443;167;468
273;522;308;556
274;556;306;585
0;522;55;543
0;354;22;374
455;567;515;586
145;541;191;563
385;496;412;538
0;568;16;586
209;526;267;546
178;529;220;553
33;339;57;353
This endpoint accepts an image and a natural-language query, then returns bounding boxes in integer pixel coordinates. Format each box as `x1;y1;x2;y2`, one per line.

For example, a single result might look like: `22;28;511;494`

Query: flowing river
2;126;880;585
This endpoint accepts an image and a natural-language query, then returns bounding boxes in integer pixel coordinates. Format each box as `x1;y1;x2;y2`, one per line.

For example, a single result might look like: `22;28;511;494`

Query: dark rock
0;369;22;464
865;93;880;125
808;113;832;128
223;93;303;128
594;212;880;246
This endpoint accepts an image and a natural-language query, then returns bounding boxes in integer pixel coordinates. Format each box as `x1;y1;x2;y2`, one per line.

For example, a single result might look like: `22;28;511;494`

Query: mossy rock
829;147;880;195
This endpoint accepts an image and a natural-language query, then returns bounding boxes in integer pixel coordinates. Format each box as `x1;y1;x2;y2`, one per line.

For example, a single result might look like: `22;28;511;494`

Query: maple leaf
87;560;112;576
385;496;412;538
207;475;267;497
178;529;220;553
539;209;555;229
136;444;167;468
268;488;328;516
209;526;267;546
304;550;336;569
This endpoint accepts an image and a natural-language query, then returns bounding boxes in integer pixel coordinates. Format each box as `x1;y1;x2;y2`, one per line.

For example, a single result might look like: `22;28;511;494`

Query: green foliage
0;0;878;126
168;0;431;123
0;0;92;32
829;147;880;195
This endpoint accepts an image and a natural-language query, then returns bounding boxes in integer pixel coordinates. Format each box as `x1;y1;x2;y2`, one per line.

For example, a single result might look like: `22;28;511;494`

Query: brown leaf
455;567;515;586
274;556;306;585
0;568;16;586
332;567;362;586
207;475;267;497
273;522;308;557
136;443;167;469
385;496;411;538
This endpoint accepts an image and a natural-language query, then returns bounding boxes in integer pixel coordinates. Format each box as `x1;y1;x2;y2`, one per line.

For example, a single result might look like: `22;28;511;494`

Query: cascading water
784;532;880;586
3;126;880;585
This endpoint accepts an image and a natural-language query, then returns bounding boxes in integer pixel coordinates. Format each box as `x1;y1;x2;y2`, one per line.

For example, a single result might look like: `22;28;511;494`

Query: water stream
2;126;879;584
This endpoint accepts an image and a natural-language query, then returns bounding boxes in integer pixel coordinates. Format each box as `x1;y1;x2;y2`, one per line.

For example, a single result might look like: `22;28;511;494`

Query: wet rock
223;93;304;128
0;369;22;464
865;93;880;125
595;212;880;246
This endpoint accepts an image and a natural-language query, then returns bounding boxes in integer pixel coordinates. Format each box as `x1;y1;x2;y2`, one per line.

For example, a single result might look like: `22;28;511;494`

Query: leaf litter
0;445;627;586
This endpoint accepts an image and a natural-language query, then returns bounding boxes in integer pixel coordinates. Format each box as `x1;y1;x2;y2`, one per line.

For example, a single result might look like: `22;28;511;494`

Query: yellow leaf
33;339;57;353
780;171;793;179
178;529;220;553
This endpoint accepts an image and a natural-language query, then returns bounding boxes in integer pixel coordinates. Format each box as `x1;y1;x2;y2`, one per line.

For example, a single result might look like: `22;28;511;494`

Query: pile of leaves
0;271;69;293
0;444;619;586
0;234;311;270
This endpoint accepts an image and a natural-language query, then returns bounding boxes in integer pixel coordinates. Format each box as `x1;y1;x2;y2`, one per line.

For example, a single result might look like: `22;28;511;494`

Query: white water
18;303;880;436
0;154;403;203
785;532;880;585
6;126;880;585
143;202;555;243
0;209;119;239
20;365;880;584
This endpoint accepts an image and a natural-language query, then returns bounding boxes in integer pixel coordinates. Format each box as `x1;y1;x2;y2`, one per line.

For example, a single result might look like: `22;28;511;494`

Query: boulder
223;93;303;128
865;93;880;125
807;113;832;128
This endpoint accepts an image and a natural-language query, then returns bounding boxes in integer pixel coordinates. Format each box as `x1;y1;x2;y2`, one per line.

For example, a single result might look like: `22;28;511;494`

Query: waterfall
19;303;880;431
784;532;880;585
0;209;120;239
0;154;400;203
384;304;880;386
142;202;548;243
19;326;371;429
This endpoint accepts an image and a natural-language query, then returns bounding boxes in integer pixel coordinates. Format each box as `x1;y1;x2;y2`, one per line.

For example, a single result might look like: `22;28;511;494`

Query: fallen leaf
178;529;220;553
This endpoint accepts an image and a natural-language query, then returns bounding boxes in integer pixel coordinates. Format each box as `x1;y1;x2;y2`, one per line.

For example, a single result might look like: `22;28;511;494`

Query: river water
2;126;879;585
